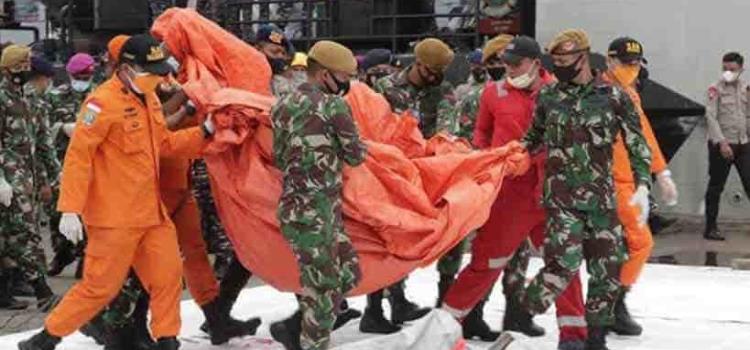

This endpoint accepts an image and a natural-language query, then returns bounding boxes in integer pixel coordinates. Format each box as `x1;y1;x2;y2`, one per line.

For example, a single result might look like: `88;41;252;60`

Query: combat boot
10;269;35;297
0;274;29;310
18;329;61;350
387;283;431;324
155;337;180;350
270;311;303;350
74;256;85;279
333;299;362;330
201;299;260;345
47;241;76;277
435;273;454;308
502;296;545;337
132;294;157;349
462;300;500;342
585;326;609;350
359;290;401;334
31;278;60;312
610;289;642;336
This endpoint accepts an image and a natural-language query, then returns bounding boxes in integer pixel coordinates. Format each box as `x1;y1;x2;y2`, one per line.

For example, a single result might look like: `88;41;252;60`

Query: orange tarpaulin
152;9;528;295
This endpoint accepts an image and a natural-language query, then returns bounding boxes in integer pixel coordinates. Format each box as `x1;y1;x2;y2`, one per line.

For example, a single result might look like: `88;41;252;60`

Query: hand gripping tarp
152;9;529;295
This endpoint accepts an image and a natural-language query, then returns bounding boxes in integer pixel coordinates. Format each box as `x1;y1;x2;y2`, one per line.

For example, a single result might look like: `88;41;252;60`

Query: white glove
0;178;12;207
59;213;84;244
629;185;650;226
656;170;678;206
63;122;76;137
203;115;215;135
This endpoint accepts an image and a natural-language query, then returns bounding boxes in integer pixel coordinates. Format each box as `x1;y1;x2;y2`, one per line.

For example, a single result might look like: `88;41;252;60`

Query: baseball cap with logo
256;24;294;54
608;37;647;64
119;34;172;76
502;36;542;65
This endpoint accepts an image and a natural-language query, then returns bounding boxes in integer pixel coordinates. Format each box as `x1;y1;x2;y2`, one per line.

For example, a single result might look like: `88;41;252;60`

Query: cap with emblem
308;40;357;75
120;34;172;76
414;38;454;72
256;24;294;54
107;35;131;63
608;37;647;64
502;36;542;65
482;34;513;63
1;44;31;72
547;29;590;54
66;53;97;75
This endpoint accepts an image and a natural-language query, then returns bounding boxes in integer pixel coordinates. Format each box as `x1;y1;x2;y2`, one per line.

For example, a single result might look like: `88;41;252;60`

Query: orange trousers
163;188;219;306
46;220;183;338
616;181;654;287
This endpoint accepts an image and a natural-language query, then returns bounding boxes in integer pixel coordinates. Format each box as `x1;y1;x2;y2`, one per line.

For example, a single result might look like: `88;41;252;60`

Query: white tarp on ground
2;259;750;350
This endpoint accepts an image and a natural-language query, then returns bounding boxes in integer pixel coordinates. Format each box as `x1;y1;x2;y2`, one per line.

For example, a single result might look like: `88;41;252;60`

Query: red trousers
442;173;587;341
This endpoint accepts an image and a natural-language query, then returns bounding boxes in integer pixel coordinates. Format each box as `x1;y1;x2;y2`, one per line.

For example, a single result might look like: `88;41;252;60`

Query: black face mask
11;72;30;86
418;66;443;87
327;71;350;96
636;66;650;92
267;56;288;75
471;68;487;83
553;55;583;83
486;67;506;81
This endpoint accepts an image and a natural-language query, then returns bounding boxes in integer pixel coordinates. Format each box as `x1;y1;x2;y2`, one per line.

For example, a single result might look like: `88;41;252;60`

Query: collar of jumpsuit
56;75;206;228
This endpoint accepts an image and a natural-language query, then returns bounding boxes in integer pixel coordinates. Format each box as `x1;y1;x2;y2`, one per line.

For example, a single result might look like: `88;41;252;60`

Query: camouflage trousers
521;206;627;326
436;238;468;277
191;160;235;272
501;239;533;302
83;271;145;336
0;193;47;283
280;211;361;350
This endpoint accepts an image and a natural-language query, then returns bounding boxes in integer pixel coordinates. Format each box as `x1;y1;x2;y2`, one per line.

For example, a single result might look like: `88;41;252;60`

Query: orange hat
107;35;131;63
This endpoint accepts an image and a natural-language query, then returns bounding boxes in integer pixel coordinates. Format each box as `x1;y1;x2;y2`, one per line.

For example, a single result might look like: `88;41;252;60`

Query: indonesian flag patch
82;100;102;126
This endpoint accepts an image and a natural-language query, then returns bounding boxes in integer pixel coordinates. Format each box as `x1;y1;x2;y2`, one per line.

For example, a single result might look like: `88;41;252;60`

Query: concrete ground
1;214;748;337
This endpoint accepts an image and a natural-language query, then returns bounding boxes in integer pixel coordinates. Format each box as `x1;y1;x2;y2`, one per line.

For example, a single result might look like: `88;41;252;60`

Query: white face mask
71;79;92;92
507;64;538;89
722;70;739;83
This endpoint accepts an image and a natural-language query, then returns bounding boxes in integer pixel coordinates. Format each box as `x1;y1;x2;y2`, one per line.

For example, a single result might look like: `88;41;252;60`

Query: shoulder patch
81;100;102;126
708;86;718;100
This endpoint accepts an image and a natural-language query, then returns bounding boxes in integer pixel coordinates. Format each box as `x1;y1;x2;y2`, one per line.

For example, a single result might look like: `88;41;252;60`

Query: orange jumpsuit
606;73;668;287
160;133;218;306
46;76;206;339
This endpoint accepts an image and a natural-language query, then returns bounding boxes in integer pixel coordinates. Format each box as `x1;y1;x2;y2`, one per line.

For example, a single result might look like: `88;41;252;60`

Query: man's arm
521;93;548;154
330;97;367;167
436;87;459;135
615;89;652;188
57;100;113;213
705;85;725;143
472;86;494;148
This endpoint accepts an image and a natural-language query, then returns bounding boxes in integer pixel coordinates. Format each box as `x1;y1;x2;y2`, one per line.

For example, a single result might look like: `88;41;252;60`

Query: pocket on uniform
120;120;146;154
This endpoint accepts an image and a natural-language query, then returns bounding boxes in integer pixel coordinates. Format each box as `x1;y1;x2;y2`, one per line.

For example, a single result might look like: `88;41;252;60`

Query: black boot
585;326;609;350
31;278;60;312
610;289;642;336
102;326;137;350
435;274;454;308
270;311;303;350
132;293;156;350
462;300;499;342
80;314;111;345
502;296;545;337
201;299;260;345
387;282;431;324
704;227;725;241
155;337;180;350
0;273;29;310
10;269;35;297
201;257;254;334
558;340;586;350
18;329;61;350
47;240;76;277
74;255;85;279
359;290;401;334
333;299;362;330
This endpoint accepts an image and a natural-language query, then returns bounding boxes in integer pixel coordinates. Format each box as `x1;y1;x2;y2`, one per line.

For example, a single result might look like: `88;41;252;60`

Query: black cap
120;34;172;76
31;55;55;77
362;48;400;71
608;37;647;64
255;24;294;53
501;36;542;64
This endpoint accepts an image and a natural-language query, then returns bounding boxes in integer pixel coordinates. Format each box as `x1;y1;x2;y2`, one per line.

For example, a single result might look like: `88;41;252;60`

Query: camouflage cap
308;40;357;75
547;29;591;54
0;44;31;71
414;38;454;72
482;34;513;63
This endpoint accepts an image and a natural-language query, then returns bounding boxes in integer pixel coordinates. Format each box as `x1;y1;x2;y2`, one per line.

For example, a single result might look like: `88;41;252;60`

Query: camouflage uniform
0;78;58;286
444;78;484;140
272;82;366;350
501;239;533;302
373;67;456;139
520;77;652;326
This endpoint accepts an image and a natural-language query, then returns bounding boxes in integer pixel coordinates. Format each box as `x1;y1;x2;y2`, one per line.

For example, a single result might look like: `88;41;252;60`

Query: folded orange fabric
153;9;529;295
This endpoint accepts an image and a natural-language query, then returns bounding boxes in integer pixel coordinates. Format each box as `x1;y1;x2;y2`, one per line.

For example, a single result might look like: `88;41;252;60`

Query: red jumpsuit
442;70;587;341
